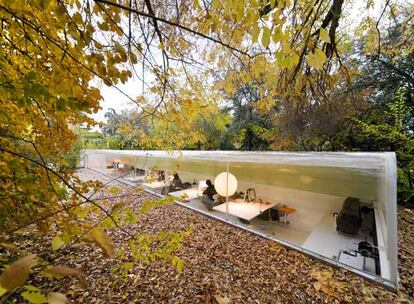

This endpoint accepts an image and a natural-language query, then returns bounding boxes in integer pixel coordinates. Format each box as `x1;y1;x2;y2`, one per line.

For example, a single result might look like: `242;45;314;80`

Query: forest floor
3;169;414;304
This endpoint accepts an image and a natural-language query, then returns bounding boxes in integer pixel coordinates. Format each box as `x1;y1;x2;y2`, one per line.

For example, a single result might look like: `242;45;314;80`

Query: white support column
226;161;229;220
385;152;398;285
134;156;137;178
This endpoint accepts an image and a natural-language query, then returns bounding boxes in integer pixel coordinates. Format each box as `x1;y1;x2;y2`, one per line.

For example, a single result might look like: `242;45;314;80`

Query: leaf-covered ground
2;169;413;303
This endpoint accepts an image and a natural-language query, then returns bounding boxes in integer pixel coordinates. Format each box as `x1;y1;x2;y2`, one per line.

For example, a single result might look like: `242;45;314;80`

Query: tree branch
93;0;251;57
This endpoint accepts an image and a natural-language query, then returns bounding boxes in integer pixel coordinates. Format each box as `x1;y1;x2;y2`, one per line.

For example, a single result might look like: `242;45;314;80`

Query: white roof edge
84;149;395;170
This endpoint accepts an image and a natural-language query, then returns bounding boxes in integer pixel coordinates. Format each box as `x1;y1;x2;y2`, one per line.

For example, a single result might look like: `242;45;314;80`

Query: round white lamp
214;172;238;197
214;172;237;219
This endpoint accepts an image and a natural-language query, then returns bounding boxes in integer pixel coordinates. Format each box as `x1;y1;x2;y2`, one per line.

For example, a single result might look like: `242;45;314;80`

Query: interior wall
86;153;107;169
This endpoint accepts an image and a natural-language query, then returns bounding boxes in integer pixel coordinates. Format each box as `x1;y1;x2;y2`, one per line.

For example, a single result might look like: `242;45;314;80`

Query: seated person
171;173;182;189
170;173;192;191
203;179;217;199
158;170;165;181
201;179;219;211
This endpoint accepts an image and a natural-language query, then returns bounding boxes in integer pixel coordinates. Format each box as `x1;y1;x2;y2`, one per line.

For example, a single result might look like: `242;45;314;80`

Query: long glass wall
84;150;397;287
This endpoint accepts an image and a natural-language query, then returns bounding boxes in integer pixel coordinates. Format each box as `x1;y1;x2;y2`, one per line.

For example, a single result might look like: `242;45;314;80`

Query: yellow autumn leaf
194;0;201;10
85;228;114;257
262;27;271;48
21;285;47;304
320;28;330;43
130;52;138;64
109;186;121;195
0;285;7;297
251;24;260;43
307;48;327;70
290;53;300;67
114;41;125;55
51;236;65;251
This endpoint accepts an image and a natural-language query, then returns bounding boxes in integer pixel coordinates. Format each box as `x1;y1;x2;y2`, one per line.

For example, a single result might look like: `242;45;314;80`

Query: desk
169;188;201;201
142;181;170;194
124;175;145;183
278;206;296;227
213;199;276;222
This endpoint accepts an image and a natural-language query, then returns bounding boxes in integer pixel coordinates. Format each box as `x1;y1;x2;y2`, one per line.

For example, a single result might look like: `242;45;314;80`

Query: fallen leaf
0;242;22;253
47;292;68;304
0;254;37;290
213;295;231;304
320;285;341;300
313;282;321;291
44;266;81;278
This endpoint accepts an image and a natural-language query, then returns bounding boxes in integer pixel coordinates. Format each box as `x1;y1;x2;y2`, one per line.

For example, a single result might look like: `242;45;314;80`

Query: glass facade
84;149;398;288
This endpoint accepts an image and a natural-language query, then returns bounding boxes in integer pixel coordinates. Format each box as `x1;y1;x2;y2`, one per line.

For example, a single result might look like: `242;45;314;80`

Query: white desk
213;199;277;221
169;188;201;201
142;181;170;189
124;175;145;182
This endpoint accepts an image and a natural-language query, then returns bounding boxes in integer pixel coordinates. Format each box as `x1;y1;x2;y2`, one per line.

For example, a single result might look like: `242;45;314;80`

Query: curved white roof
84;149;393;170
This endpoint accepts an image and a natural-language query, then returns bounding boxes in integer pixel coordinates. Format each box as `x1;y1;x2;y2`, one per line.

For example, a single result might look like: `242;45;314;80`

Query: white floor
302;213;367;260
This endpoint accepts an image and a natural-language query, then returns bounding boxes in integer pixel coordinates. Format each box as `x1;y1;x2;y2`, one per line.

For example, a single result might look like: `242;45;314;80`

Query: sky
91;80;139;122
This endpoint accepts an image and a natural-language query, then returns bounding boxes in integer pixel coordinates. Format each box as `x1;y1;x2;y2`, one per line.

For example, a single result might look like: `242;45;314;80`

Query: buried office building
83;150;398;288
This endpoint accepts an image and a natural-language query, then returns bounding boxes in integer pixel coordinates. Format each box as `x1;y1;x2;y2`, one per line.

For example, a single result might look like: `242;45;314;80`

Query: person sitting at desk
158;170;165;181
201;179;219;211
170;173;192;191
203;179;217;199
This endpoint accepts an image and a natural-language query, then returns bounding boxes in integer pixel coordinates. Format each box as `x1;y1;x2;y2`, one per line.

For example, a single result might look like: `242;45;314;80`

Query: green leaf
51;236;65;251
0;254;37;290
319;28;330;43
56;98;65;111
261;27;271;47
